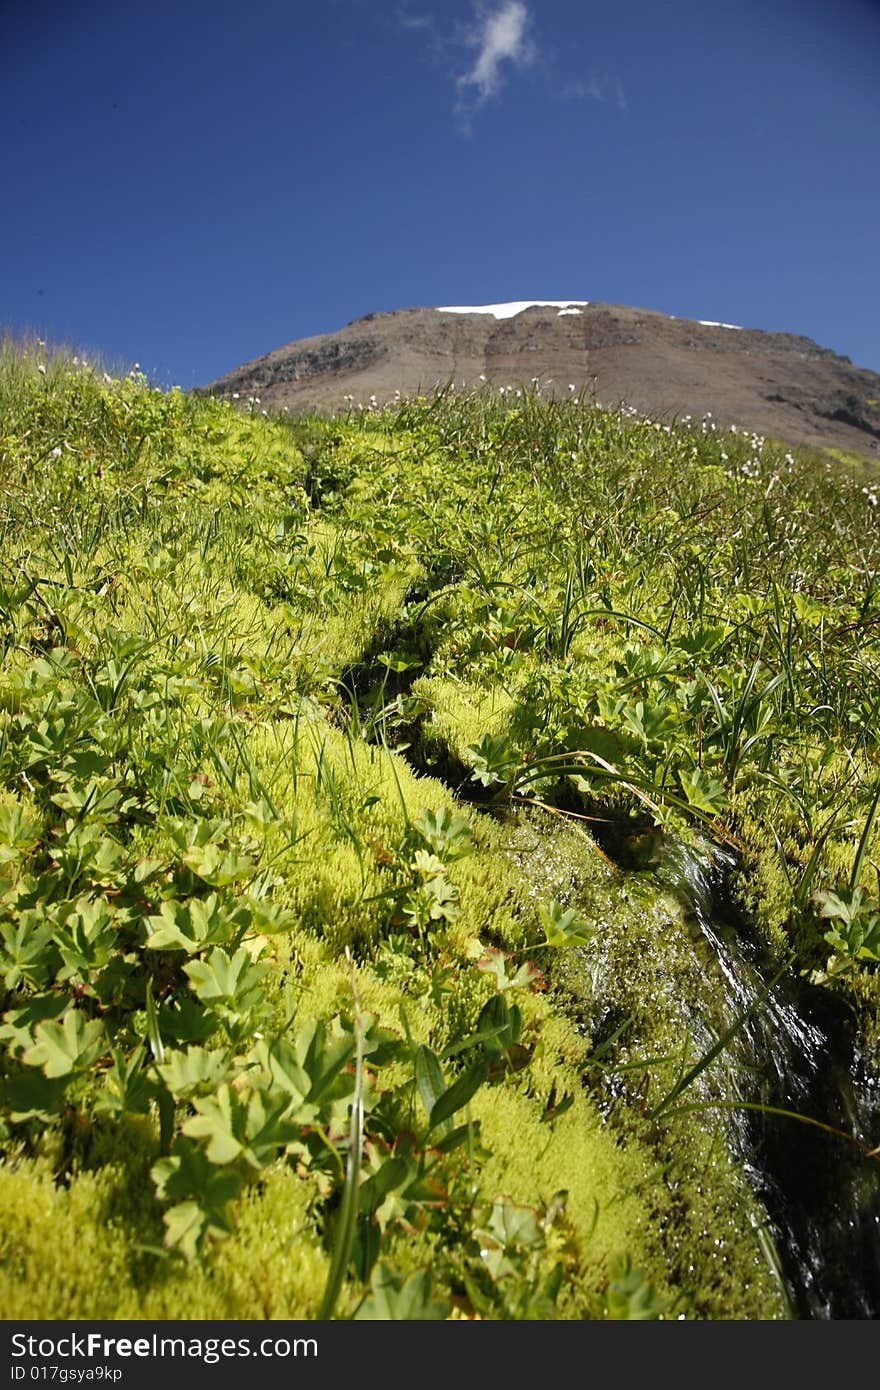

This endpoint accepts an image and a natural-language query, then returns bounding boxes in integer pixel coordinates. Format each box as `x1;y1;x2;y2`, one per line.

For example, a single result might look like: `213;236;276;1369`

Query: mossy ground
1;339;877;1318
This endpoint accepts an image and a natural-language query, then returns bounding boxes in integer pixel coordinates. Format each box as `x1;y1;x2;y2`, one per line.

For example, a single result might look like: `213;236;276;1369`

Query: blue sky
3;0;879;387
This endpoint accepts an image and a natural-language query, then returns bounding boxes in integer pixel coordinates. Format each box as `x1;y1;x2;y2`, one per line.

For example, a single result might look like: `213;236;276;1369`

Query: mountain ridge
197;301;880;459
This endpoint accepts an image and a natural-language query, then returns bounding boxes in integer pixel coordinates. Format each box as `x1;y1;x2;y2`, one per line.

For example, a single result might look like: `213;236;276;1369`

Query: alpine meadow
2;334;879;1321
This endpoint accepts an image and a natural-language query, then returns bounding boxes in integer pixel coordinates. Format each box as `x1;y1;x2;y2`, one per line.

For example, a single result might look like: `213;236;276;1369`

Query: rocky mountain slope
198;301;880;459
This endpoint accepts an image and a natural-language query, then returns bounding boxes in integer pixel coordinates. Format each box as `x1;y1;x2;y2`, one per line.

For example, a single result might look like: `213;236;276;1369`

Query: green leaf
414;1045;446;1121
258;1019;355;1118
0;912;56;990
159;1202;208;1261
474;947;544;993
475;993;521;1054
94;1046;155;1115
0;993;67;1057
152;1137;242;1210
429;1058;489;1131
679;766;728;816
183;946;269;1011
157;994;220;1045
814;885;872;926
145;893;241;952
413;806;474;862
486;1196;544;1250
22;1008;106;1077
605;1254;674;1320
431;1119;486;1155
180;1084;246;1165
181;843;255;887
183;1083;301;1170
536;899;594;949
4;1069;69;1121
54;897;117;979
466;733;517;788
354;1263;450;1320
156;1046;234;1098
144;976;164;1062
0;800;41;863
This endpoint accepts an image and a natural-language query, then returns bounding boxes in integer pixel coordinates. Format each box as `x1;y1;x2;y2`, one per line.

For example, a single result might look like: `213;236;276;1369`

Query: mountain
197;301;880;459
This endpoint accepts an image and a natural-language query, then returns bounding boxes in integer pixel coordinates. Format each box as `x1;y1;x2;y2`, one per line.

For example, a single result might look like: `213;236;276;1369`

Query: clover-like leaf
183;946;269;1012
536;900;594;949
255;1019;355;1120
145;893;242;952
413;806;474;862
156;1046;235;1098
0;913;56;989
466;732;516;788
54;897;118;979
160;1201;210;1261
94;1046;155;1115
152;1138;242;1258
21;1008;106;1077
679;766;728;816
605;1254;675;1320
181;842;255;887
4;1069;70;1121
0;800;42;863
354;1263;450;1321
183;1083;301;1170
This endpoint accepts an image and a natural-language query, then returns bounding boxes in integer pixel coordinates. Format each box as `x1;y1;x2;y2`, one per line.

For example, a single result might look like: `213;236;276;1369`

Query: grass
1;334;878;1319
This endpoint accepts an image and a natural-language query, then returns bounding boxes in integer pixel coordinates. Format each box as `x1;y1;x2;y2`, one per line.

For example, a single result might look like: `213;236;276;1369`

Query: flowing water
501;808;880;1318
657;839;880;1319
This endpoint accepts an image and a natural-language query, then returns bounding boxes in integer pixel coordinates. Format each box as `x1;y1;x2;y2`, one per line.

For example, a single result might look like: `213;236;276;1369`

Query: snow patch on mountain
436;300;590;319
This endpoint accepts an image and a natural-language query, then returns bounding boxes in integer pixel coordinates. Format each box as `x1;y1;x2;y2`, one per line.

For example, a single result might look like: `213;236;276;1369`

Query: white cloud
456;2;534;115
397;3;624;131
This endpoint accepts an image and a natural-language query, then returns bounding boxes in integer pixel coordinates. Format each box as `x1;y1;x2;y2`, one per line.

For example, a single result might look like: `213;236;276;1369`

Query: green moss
0;1151;328;1319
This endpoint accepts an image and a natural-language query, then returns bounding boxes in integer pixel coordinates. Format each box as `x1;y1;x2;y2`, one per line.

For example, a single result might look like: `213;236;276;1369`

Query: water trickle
654;837;880;1319
501;806;880;1318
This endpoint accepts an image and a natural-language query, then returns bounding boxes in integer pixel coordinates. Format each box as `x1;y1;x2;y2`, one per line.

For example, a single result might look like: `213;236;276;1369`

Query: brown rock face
196;302;880;459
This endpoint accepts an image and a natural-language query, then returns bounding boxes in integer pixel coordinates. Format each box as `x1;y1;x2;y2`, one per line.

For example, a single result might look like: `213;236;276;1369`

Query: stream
655;838;880;1319
493;803;880;1318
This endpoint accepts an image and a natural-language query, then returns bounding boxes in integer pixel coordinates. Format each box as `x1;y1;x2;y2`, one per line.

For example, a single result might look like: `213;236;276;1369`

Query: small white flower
50;446;62;458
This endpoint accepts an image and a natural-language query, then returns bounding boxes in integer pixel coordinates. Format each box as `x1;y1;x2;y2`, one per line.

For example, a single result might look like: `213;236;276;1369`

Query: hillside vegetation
1;339;878;1319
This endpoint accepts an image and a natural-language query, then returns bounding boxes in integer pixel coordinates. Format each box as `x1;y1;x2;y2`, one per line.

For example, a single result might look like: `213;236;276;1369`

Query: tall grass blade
849;780;880;892
318;949;365;1320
